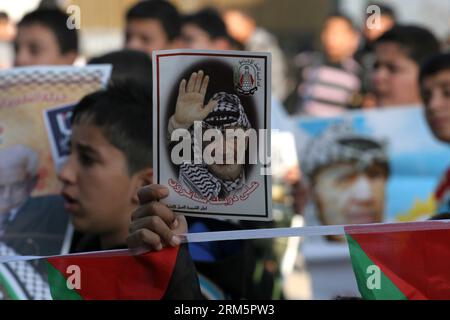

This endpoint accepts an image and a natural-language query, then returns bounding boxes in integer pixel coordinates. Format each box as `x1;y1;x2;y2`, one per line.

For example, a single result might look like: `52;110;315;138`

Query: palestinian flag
0;244;202;300
346;221;450;300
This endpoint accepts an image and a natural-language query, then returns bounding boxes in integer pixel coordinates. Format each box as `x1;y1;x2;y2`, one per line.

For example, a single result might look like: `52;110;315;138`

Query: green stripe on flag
0;269;20;300
346;235;407;300
46;261;83;300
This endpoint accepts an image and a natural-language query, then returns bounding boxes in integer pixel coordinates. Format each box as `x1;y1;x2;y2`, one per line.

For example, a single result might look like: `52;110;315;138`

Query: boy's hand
173;70;217;126
127;184;187;251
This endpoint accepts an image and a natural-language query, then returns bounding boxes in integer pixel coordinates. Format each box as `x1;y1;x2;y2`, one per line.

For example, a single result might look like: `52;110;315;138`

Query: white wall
0;1;41;21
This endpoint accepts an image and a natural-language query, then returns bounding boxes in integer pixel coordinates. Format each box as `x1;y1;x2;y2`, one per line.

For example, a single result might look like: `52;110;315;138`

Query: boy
14;8;78;66
124;0;182;55
288;14;362;116
181;8;232;50
419;53;450;215
58;80;202;299
372;25;440;107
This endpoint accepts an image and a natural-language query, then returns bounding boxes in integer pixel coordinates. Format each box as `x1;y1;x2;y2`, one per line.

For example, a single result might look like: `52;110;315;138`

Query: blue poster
44;104;74;171
295;106;450;225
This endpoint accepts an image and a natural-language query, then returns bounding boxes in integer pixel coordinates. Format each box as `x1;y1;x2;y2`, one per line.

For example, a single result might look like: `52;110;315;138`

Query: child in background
419;53;450;215
14;8;78;66
372;25;440;107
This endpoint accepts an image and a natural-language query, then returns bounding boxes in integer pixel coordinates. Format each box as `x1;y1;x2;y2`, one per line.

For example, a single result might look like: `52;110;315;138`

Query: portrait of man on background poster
302;123;390;240
0;144;69;256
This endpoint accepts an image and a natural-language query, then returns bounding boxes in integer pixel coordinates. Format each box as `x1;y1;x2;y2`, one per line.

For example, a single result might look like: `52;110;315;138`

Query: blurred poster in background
297;106;450;229
43;104;76;172
0;65;111;300
294;106;450;299
0;65;111;195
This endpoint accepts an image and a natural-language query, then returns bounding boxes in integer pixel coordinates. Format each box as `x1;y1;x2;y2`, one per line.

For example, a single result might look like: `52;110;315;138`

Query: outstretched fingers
194;70;204;92
186;72;197;92
200;74;209;97
178;78;186;96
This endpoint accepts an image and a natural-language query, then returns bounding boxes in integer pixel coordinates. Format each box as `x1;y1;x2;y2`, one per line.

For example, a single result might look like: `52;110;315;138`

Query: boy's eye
78;152;95;167
386;63;399;74
28;43;42;56
141;34;153;45
443;87;450;98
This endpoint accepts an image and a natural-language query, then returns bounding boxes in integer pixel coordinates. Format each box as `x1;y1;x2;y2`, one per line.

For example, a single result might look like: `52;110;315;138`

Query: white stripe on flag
1;220;450;264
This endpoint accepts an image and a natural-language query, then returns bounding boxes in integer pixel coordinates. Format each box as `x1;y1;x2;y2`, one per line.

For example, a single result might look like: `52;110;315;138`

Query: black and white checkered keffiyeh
301;122;388;178
202;92;251;130
0;242;51;300
179;92;251;199
180;162;245;200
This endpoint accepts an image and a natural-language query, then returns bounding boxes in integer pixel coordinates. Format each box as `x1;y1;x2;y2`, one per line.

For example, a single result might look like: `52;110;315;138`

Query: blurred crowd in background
0;0;449;115
0;0;449;300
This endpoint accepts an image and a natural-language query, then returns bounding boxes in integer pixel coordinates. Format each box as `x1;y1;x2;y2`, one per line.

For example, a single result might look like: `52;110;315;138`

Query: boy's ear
213;38;232;51
141;167;153;185
136;167;153;187
131;167;153;205
61;51;78;65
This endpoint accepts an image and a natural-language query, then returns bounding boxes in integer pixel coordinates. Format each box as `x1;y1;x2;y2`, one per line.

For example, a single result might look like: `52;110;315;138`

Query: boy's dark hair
0;11;9;20
365;3;396;21
88;49;152;91
375;25;440;66
419;52;450;85
429;213;450;220
72;80;153;174
183;8;229;39
126;0;181;41
18;8;78;54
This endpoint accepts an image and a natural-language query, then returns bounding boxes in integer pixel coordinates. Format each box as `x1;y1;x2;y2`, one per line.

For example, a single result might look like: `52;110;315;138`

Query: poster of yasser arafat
153;50;272;220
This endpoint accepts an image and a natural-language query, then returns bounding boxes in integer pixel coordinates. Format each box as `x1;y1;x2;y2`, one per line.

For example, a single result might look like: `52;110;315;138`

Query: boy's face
372;42;421;106
181;23;213;50
321;17;358;63
223;10;254;44
14;23;76;67
125;18;172;55
58;123;141;236
422;70;450;143
181;23;229;50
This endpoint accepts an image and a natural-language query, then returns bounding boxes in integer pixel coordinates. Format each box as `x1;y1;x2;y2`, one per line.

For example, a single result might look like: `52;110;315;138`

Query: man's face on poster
0;163;33;214
313;161;388;225
203;125;247;181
